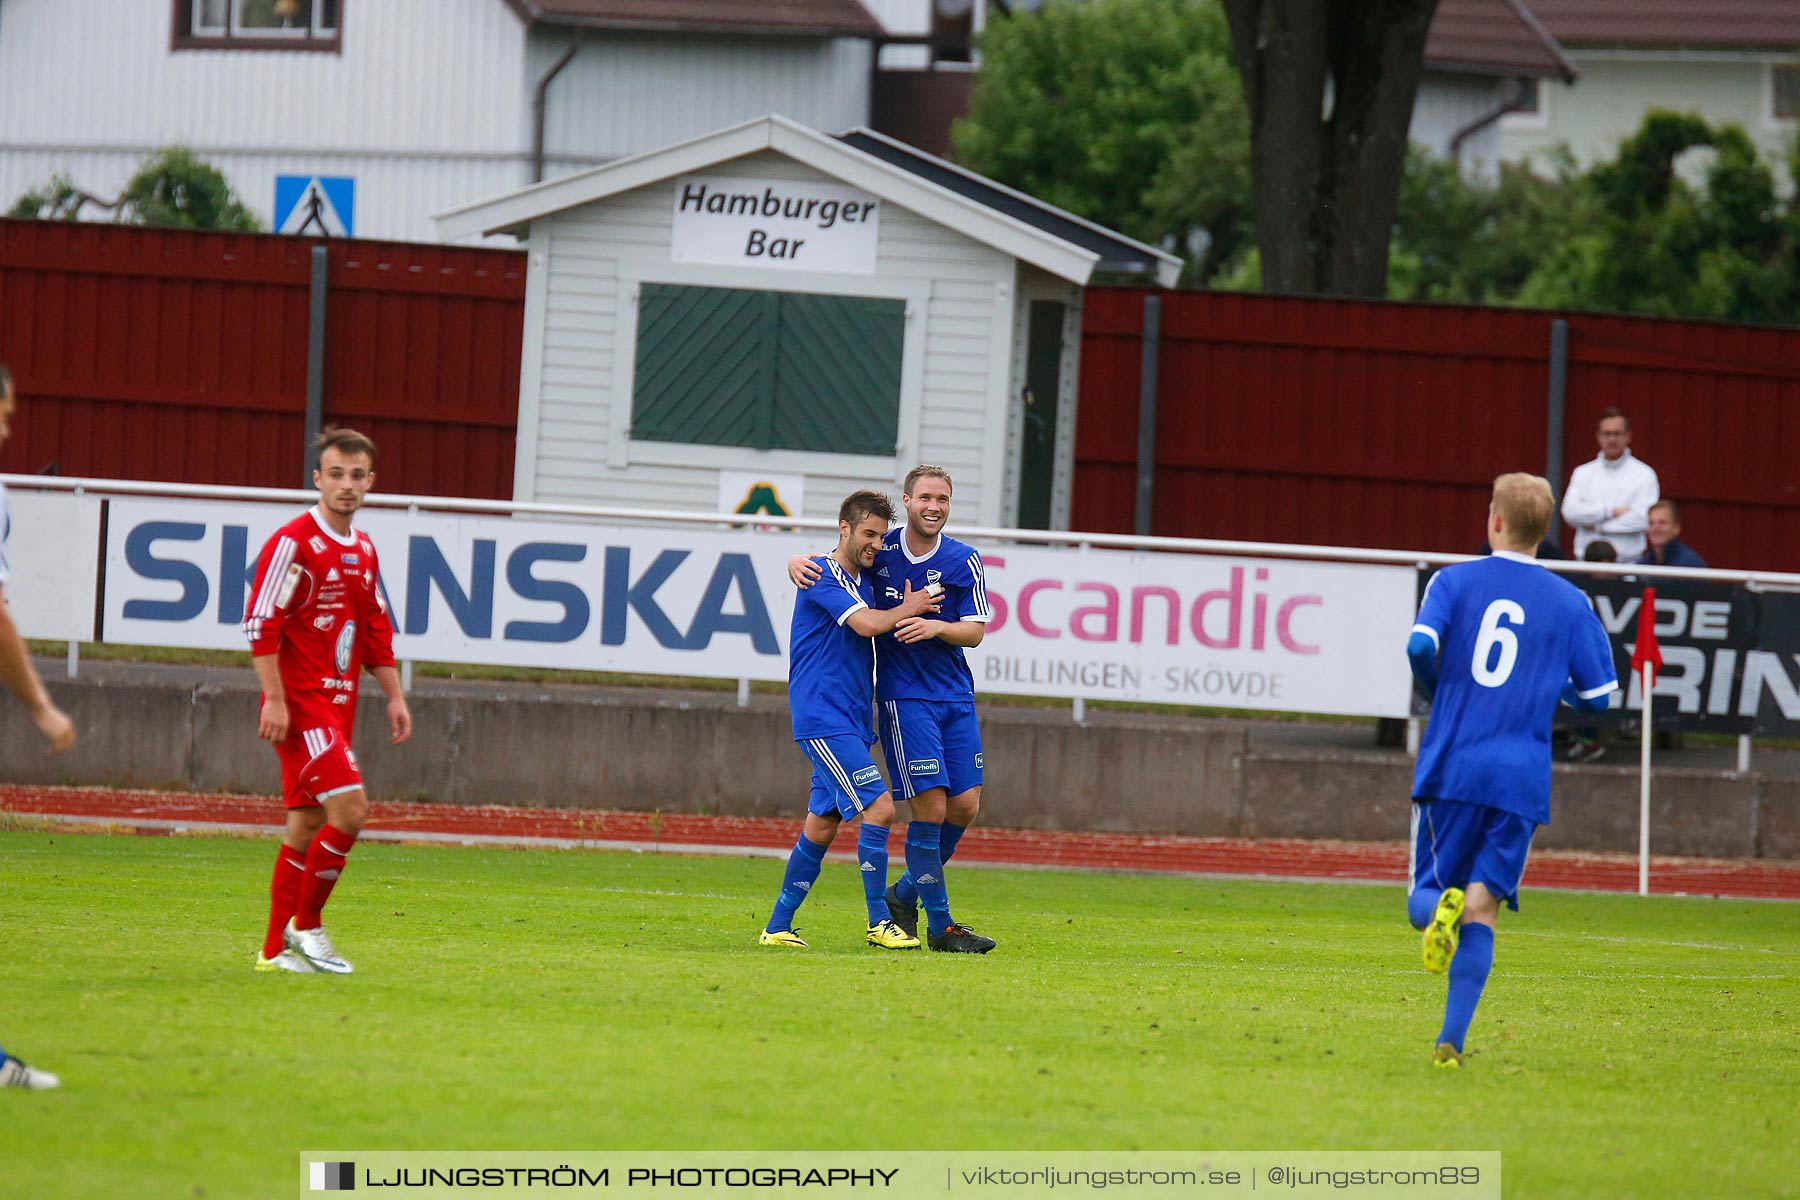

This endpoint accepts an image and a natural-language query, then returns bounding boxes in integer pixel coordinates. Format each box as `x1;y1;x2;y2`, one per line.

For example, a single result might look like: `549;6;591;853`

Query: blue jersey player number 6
1402;473;1617;1069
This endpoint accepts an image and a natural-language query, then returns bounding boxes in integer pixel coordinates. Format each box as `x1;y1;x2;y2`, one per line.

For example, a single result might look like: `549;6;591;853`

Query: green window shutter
631;284;776;449
631;284;903;456
770;292;904;456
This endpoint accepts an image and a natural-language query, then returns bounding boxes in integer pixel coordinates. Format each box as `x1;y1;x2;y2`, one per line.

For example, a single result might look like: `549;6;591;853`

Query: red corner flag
1632;587;1663;686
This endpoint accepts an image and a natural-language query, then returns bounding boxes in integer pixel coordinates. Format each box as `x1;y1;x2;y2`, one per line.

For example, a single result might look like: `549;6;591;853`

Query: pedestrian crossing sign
276;175;355;237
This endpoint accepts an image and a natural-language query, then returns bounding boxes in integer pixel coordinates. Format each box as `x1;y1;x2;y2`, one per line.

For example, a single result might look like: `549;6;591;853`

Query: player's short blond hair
903;464;952;496
1491;473;1554;547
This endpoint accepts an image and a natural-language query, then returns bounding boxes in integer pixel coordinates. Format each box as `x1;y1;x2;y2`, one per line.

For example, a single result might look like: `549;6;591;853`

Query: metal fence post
1546;318;1569;509
1135;294;1162;537
303;244;329;484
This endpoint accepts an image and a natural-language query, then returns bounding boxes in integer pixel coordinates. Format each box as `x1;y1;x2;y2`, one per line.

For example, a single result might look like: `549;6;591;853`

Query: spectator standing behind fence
1636;501;1706;569
1561;408;1658;559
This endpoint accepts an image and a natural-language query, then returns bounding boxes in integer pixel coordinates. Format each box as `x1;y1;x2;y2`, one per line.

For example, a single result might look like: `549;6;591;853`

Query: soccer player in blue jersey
790;465;996;954
762;489;940;950
0;366;72;1090
1406;473;1618;1067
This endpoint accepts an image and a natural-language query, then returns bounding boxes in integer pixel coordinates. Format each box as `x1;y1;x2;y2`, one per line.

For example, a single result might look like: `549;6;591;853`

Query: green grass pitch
2;829;1796;1199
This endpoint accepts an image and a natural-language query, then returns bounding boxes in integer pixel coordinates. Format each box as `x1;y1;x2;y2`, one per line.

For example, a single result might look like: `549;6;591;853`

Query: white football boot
285;918;354;975
0;1055;60;1089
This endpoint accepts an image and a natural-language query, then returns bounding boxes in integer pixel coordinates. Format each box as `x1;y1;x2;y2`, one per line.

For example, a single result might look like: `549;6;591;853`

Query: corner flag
1633;587;1662;896
1631;587;1663;685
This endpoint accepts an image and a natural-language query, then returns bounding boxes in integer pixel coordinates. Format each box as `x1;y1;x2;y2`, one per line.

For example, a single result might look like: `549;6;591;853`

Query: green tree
952;0;1252;283
1517;111;1797;322
9;147;262;232
1388;145;1586;304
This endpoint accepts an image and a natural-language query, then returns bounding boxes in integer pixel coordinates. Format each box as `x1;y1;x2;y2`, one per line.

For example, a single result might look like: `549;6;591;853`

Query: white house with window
1500;0;1800;174
0;0;886;242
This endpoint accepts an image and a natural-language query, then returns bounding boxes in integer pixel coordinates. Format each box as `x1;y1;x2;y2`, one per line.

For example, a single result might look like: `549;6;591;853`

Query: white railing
12;472;1800;587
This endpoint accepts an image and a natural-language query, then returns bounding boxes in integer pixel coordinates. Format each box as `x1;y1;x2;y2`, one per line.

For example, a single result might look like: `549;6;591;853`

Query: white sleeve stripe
964;613;993;623
255;539;296;617
834;601;868;626
250;538;297;620
1410;624;1441;646
1578;680;1620;699
824;557;866;609
966;552;991;618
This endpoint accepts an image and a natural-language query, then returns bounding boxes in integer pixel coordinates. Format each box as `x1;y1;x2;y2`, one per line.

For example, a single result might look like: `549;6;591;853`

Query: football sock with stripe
1408;887;1442;931
295;825;357;930
857;822;892;926
1437;922;1495;1053
767;834;829;933
905;821;952;936
894;817;968;909
263;844;309;958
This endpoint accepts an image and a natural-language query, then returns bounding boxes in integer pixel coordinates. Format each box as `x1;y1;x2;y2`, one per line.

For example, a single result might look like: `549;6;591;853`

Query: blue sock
766;834;829;933
857;823;891;926
905;821;952;936
1409;887;1442;931
895;819;968;908
939;819;967;864
1437;923;1495;1052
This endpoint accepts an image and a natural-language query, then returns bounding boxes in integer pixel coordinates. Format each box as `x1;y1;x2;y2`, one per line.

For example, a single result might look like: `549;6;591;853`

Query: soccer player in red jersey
244;427;411;975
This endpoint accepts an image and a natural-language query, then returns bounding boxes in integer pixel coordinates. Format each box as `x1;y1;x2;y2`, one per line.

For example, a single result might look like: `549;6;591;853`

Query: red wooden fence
4;223;1795;570
1077;287;1800;572
0;219;526;498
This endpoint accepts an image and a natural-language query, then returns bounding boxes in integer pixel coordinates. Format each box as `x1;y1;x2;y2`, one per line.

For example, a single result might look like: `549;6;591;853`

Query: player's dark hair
0;363;13;396
1649;499;1681;525
838;489;893;528
1597;406;1630;430
1583;540;1618;563
315;425;377;464
903;464;952;496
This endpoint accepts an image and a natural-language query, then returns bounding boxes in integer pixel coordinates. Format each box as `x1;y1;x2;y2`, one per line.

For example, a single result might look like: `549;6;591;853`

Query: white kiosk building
437;115;1178;528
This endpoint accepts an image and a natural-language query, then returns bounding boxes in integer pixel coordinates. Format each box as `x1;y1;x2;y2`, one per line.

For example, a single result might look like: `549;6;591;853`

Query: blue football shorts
1410;797;1538;912
799;735;889;820
878;698;984;800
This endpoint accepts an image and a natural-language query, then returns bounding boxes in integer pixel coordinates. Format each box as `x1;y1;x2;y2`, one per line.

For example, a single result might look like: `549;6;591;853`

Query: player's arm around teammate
762;492;938;950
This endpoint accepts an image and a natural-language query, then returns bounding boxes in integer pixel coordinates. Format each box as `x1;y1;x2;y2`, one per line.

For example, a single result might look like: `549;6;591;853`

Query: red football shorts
276;725;363;809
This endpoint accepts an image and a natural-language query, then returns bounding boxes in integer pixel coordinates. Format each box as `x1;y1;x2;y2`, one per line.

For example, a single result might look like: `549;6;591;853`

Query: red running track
4;782;1797;900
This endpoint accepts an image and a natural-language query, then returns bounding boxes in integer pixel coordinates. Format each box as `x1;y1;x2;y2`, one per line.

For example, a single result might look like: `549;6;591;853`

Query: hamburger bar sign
670;174;881;274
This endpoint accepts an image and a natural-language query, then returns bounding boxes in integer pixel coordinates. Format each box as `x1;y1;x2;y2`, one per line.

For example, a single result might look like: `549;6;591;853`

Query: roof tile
1522;0;1800;49
1427;0;1577;80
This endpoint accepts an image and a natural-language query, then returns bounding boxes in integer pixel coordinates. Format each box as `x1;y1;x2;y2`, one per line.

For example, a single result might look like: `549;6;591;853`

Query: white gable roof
434;114;1176;286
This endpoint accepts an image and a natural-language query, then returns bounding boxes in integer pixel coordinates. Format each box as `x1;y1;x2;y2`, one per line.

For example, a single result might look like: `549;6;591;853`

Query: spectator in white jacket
1561;408;1659;559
